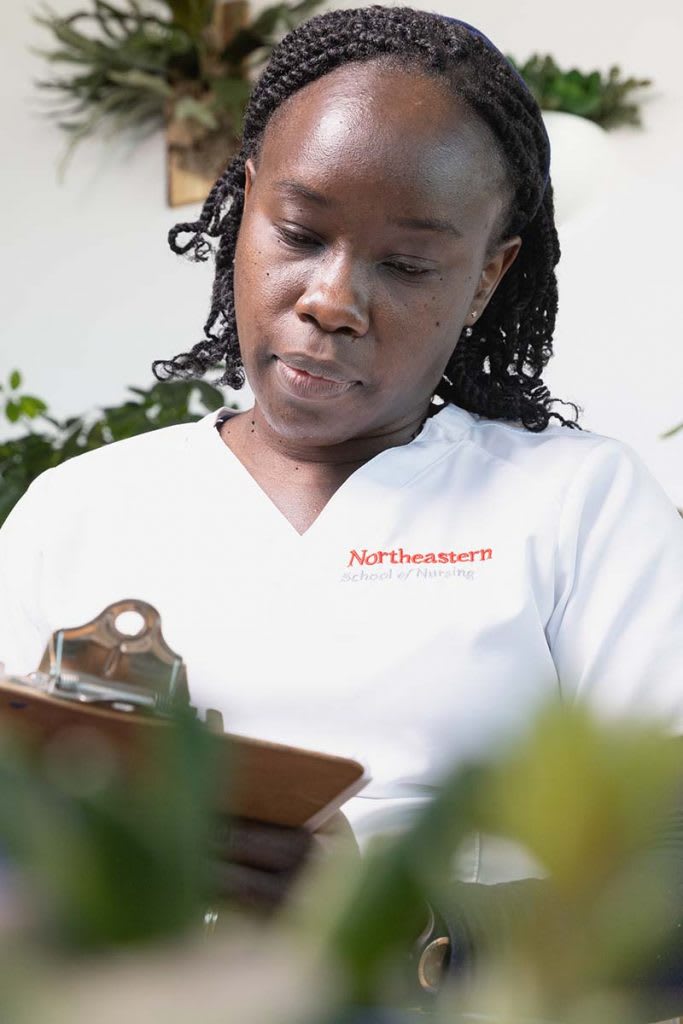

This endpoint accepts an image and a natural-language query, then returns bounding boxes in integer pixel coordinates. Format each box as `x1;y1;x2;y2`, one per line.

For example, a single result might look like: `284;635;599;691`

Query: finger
208;859;292;912
211;817;312;873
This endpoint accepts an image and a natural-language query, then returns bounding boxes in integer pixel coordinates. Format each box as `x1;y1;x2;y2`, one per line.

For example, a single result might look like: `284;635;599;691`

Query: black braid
153;5;580;431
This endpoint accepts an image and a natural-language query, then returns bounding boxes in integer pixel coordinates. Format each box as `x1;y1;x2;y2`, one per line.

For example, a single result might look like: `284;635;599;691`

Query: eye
384;261;432;279
275;225;318;248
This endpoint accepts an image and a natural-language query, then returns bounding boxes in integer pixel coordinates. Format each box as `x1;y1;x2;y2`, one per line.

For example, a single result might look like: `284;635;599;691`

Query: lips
274;354;360;400
277;353;357;384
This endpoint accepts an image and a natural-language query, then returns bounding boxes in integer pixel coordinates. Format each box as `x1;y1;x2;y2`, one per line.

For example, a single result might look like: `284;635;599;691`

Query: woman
1;2;682;993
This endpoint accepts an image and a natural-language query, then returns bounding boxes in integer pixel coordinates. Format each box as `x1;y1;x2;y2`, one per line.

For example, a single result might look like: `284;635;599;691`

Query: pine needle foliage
33;0;325;160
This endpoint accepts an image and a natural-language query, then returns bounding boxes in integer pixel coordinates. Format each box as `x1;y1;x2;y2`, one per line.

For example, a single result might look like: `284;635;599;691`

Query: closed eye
275;226;435;280
384;261;432;278
276;225;319;248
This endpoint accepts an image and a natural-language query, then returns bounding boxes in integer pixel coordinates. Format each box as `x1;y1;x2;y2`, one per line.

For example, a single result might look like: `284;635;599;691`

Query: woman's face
233;61;521;446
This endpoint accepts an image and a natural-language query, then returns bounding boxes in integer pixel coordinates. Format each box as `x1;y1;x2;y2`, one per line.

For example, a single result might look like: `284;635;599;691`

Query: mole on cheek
435;321;440;327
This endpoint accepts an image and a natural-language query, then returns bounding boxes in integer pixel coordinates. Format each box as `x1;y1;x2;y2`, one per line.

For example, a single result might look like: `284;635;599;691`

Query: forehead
257;61;509;220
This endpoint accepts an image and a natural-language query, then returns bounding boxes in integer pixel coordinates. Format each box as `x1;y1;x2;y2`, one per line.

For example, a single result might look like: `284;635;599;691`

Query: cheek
234;224;300;334
233;260;271;355
380;287;463;375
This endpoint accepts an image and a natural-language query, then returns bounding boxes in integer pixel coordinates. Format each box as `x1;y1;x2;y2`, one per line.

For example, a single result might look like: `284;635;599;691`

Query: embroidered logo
346;546;492;567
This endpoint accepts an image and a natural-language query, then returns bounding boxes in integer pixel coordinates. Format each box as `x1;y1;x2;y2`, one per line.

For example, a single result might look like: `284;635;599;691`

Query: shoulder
434;404;664;514
2;410;229;542
30;411;224;495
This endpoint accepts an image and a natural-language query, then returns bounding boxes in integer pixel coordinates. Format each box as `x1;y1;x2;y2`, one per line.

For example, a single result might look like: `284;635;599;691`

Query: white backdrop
1;0;681;503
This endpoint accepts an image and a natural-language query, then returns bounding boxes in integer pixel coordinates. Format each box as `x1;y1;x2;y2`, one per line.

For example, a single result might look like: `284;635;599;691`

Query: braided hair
153;5;579;432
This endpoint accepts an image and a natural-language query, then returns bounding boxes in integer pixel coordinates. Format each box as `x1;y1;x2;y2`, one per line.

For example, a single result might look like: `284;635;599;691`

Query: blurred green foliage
0;370;228;526
0;701;680;1022
510;54;652;128
0;708;214;949
314;706;682;1017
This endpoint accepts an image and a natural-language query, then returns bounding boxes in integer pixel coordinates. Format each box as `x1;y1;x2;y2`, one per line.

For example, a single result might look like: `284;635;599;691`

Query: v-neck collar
194;405;472;540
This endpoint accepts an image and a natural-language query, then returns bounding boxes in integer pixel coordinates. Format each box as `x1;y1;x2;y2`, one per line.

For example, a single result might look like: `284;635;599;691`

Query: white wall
1;0;681;503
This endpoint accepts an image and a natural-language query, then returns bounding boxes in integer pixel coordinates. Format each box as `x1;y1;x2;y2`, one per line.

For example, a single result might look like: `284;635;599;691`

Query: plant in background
34;0;325;201
0;370;227;526
33;5;652;204
34;4;652;152
510;54;652;128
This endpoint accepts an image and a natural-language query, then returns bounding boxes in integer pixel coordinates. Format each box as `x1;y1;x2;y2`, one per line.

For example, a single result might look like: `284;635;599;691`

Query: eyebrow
273;179;464;238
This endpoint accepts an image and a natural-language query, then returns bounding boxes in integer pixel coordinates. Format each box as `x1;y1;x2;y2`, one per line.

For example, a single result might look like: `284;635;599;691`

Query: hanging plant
34;0;325;205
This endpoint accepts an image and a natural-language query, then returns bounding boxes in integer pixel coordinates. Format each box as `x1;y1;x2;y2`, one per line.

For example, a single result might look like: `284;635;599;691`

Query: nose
294;250;370;338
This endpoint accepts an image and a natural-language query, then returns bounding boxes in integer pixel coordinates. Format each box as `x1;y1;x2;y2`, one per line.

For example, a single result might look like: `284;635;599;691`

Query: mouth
274;355;360;400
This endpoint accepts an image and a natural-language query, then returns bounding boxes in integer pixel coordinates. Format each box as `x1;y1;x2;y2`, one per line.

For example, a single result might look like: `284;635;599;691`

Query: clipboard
0;600;368;831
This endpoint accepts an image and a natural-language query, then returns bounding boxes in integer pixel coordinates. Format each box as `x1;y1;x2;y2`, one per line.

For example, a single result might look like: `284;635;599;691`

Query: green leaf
107;68;173;97
18;395;49;418
84;421;106;448
173;94;218;129
153;380;192;408
9;370;22;390
221;0;325;64
510;51;652;129
166;0;213;38
5;401;21;423
210;75;251;121
193;380;225;412
37;17;109;62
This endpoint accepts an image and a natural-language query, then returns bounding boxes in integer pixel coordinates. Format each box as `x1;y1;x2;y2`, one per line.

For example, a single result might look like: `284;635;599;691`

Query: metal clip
20;599;190;715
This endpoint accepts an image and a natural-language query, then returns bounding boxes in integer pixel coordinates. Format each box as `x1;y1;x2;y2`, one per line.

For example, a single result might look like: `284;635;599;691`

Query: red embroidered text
347;547;493;567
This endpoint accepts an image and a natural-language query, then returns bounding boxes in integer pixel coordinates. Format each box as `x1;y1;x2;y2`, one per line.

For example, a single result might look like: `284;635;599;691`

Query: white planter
541;111;617;227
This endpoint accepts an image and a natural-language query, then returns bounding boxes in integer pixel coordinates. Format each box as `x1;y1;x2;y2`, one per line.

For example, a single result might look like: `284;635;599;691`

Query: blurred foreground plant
304;705;683;1020
0;703;681;1023
0;707;215;949
0;370;227;526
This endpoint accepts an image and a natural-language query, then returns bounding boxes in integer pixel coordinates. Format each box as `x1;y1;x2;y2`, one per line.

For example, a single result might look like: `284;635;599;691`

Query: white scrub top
1;404;681;880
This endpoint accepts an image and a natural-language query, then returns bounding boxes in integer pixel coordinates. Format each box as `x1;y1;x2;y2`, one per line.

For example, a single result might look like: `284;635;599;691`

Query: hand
208;812;359;913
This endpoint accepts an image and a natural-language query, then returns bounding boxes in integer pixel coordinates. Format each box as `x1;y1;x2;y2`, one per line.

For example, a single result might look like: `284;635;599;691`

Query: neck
243;403;431;468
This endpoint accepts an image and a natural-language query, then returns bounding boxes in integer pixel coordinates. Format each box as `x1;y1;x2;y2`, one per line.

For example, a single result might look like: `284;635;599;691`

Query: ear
244;158;257;202
468;236;522;323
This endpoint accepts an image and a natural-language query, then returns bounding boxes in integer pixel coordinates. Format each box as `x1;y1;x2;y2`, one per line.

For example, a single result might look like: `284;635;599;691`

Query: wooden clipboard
0;600;368;831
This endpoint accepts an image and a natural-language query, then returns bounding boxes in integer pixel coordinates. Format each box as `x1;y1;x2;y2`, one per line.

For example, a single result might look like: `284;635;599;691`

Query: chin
259;392;366;446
